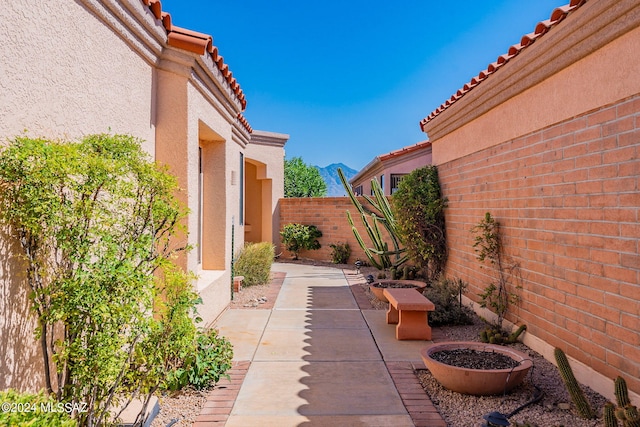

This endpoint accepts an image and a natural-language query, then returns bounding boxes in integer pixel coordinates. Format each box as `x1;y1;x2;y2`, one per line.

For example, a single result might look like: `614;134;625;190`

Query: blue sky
160;0;563;170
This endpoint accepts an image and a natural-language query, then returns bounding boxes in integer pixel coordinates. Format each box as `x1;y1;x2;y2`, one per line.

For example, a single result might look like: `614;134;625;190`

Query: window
380;174;384;192
354;185;363;195
391;173;407;194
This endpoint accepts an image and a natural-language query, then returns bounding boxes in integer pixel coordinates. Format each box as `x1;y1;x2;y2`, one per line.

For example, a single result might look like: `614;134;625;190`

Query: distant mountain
316;163;358;197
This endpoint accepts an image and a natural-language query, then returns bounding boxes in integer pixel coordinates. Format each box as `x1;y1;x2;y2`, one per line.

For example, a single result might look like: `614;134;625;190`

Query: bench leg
386;304;399;324
396;310;431;340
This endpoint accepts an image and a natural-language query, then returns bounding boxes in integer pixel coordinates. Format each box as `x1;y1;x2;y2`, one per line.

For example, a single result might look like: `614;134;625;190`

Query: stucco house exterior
349;140;432;196
420;0;639;403
0;0;286;392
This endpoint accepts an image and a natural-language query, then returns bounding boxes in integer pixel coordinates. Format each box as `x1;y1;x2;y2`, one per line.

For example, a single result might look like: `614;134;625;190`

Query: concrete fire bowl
421;341;533;396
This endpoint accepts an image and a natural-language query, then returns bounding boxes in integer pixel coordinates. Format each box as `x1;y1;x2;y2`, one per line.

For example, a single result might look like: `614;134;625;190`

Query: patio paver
195;263;446;426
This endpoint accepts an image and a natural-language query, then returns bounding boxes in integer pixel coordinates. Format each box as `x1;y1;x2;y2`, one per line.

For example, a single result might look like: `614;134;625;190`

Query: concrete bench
383;288;435;340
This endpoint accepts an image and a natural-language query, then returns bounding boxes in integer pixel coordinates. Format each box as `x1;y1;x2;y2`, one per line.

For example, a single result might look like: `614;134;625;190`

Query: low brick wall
278;196;395;267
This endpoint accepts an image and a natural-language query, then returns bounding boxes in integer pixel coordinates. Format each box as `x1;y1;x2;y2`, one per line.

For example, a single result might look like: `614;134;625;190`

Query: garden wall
278;197;394;267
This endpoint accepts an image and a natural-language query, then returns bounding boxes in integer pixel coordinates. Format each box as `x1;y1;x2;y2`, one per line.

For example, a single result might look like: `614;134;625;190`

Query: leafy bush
329;242;351;264
392;166;447;283
165;329;233;391
0;390;77;427
284;157;327;197
423;276;474;326
187;329;234;390
234;242;275;287
0;134;232;425
280;223;322;259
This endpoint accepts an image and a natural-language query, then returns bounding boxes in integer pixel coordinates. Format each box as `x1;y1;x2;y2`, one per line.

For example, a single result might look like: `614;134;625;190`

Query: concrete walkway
195;263;447;427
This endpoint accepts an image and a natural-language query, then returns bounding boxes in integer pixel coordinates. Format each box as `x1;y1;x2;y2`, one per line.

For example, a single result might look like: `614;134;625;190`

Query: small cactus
613;376;640;427
616;376;632;407
554;347;594;419
617;404;640;427
605;402;620;427
507;324;527;343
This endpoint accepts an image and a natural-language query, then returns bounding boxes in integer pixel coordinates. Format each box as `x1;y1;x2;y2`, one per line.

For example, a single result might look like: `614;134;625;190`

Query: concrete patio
195;262;446;427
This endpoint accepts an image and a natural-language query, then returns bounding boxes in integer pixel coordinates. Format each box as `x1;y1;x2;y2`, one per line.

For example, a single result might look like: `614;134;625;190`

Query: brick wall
438;94;640;393
278;197;395;267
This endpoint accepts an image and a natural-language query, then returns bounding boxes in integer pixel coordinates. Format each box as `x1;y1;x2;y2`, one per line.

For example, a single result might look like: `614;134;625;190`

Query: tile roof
141;0;252;133
419;0;587;131
378;140;431;162
350;140;431;184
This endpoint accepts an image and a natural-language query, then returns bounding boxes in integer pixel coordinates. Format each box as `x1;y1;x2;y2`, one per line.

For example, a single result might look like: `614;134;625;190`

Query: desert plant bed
417;319;608;427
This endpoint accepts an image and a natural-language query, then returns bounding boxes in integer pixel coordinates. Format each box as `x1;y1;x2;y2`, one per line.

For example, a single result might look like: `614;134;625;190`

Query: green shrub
234;242;275;287
423;276;474;326
0;390;77;427
280;223;322;259
392;165;447;283
0;134;200;425
189;329;233;389
329;242;351;264
165;329;234;391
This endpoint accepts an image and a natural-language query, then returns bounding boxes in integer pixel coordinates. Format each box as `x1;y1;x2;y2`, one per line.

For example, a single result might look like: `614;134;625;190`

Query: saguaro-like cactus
554;347;594;419
338;168;408;271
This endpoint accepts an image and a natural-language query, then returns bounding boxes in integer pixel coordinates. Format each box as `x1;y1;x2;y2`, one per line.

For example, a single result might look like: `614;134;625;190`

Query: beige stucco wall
0;0;166;391
0;0;266;389
0;0;159;154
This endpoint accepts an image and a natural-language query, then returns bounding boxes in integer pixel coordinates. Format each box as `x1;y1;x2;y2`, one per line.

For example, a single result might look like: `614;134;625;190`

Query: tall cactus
338;168;408;270
614;376;640;427
554;347;594;419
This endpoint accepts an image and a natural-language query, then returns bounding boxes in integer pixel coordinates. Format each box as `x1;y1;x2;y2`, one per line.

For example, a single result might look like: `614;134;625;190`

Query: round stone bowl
420;341;533;396
369;279;426;302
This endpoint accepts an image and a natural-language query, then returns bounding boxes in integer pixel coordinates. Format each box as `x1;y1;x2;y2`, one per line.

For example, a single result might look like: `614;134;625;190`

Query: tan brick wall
278;197;395;267
438;94;640;393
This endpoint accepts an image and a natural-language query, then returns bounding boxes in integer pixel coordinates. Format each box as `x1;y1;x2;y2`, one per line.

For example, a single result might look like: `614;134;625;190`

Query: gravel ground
150;389;208;427
418;319;608;427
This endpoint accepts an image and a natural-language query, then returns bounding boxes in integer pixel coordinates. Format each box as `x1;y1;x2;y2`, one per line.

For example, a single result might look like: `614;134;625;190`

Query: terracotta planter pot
420;342;533;396
369;279;426;302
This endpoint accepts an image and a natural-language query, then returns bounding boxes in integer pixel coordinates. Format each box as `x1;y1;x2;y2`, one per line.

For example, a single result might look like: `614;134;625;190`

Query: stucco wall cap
419;0;586;132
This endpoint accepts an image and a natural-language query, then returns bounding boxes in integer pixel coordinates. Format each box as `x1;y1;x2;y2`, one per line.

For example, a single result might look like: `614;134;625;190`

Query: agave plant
338;168;408;271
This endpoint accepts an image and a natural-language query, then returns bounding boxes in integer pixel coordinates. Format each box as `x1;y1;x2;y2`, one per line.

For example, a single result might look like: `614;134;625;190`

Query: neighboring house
0;0;286;392
420;0;639;402
349;140;432;196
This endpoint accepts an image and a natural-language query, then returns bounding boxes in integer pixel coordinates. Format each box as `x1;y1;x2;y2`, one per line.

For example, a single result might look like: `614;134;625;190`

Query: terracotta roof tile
237;113;253;133
378;140;431;161
419;1;587;131
141;0;248;112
